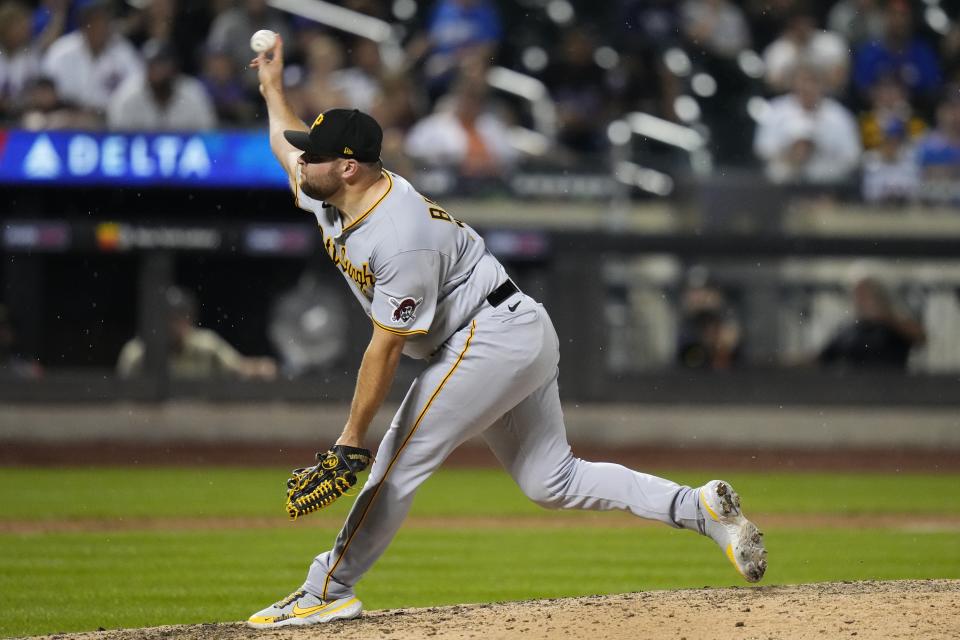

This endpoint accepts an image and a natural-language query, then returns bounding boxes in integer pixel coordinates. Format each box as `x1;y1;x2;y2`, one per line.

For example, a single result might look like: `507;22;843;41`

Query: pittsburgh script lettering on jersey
324;237;375;292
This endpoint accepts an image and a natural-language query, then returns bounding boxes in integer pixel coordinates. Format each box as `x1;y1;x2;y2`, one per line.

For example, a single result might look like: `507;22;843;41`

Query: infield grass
1;467;958;637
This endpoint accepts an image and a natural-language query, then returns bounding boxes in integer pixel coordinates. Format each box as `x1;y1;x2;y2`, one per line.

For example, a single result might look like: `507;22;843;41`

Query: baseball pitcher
246;35;767;628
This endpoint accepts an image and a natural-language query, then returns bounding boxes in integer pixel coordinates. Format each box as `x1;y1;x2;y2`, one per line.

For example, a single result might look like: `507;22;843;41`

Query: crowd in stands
2;0;960;201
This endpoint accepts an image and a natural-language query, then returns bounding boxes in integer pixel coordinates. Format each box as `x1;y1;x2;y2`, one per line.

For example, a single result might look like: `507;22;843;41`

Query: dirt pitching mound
35;580;959;640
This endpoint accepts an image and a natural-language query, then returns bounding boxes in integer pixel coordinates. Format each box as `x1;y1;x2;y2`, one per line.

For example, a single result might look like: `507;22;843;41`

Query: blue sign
0;130;290;188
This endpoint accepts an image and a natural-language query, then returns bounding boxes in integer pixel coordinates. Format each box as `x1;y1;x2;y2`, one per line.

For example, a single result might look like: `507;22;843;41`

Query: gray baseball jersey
295;167;508;360
292;166;706;602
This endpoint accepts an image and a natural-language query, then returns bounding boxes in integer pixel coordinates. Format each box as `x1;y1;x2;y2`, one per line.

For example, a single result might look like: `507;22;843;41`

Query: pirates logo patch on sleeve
388;296;423;325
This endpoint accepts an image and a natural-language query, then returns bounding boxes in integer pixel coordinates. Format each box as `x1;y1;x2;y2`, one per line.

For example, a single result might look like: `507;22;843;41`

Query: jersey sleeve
370;250;440;336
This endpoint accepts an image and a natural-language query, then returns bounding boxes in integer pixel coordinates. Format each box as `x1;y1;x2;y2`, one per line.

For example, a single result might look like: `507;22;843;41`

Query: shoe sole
703;481;767;583
246;598;363;628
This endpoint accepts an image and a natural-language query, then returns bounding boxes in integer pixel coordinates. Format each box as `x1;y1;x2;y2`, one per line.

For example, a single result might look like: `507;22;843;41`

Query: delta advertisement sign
0;130;289;187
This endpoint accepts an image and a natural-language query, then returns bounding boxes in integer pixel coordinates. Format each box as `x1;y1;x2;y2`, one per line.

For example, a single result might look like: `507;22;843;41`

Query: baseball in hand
250;30;277;53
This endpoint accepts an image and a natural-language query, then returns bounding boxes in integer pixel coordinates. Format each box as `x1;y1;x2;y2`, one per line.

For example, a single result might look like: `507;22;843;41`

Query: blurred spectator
18;75;60;127
681;0;751;60
209;0;233;14
341;0;391;21
369;74;422;133
754;64;862;184
206;0;292;88
330;37;383;113
404;71;517;179
915;89;960;184
861;117;919;204
120;0;212;75
407;0;501;100
617;0;681;53
18;75;100;129
762;6;849;94
818;277;925;371
287;32;349;123
30;0;70;44
940;22;960;87
542;30;616;154
107;40;216;130
675;273;741;370
369;72;424;176
614;1;684;121
117;286;277;380
827;0;885;48
0;0;42;120
744;0;803;50
122;0;177;47
200;43;256;126
859;75;926;151
0;304;42;380
616;51;681;124
41;0;143;114
852;0;941;106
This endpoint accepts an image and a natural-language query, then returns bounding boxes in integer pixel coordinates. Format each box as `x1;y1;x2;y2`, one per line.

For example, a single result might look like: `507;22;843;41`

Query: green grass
1;467;958;637
2;468;959;520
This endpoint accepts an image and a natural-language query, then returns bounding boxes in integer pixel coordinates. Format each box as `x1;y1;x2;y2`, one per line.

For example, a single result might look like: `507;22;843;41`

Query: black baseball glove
285;445;372;520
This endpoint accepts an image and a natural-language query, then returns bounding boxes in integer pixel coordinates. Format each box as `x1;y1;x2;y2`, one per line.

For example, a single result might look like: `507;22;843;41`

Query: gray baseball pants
304;293;699;600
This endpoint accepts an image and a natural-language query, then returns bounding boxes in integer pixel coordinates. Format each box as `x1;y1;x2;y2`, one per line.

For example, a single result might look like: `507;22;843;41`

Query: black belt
486;280;519;307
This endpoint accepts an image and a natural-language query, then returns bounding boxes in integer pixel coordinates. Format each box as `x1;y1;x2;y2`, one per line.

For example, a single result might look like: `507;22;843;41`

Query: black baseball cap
284;108;382;163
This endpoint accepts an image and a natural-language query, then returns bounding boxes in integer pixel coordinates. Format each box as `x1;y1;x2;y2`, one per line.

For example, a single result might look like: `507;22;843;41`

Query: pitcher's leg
305;317;555;599
303;337;475;600
483;371;700;527
304;410;417;599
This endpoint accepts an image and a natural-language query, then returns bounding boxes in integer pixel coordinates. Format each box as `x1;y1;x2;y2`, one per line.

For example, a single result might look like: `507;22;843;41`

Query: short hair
361;159;383;172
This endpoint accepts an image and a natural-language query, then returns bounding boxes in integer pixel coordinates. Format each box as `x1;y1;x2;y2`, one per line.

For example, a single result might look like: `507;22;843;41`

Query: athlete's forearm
337;329;406;447
262;85;306;168
251;35;303;174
